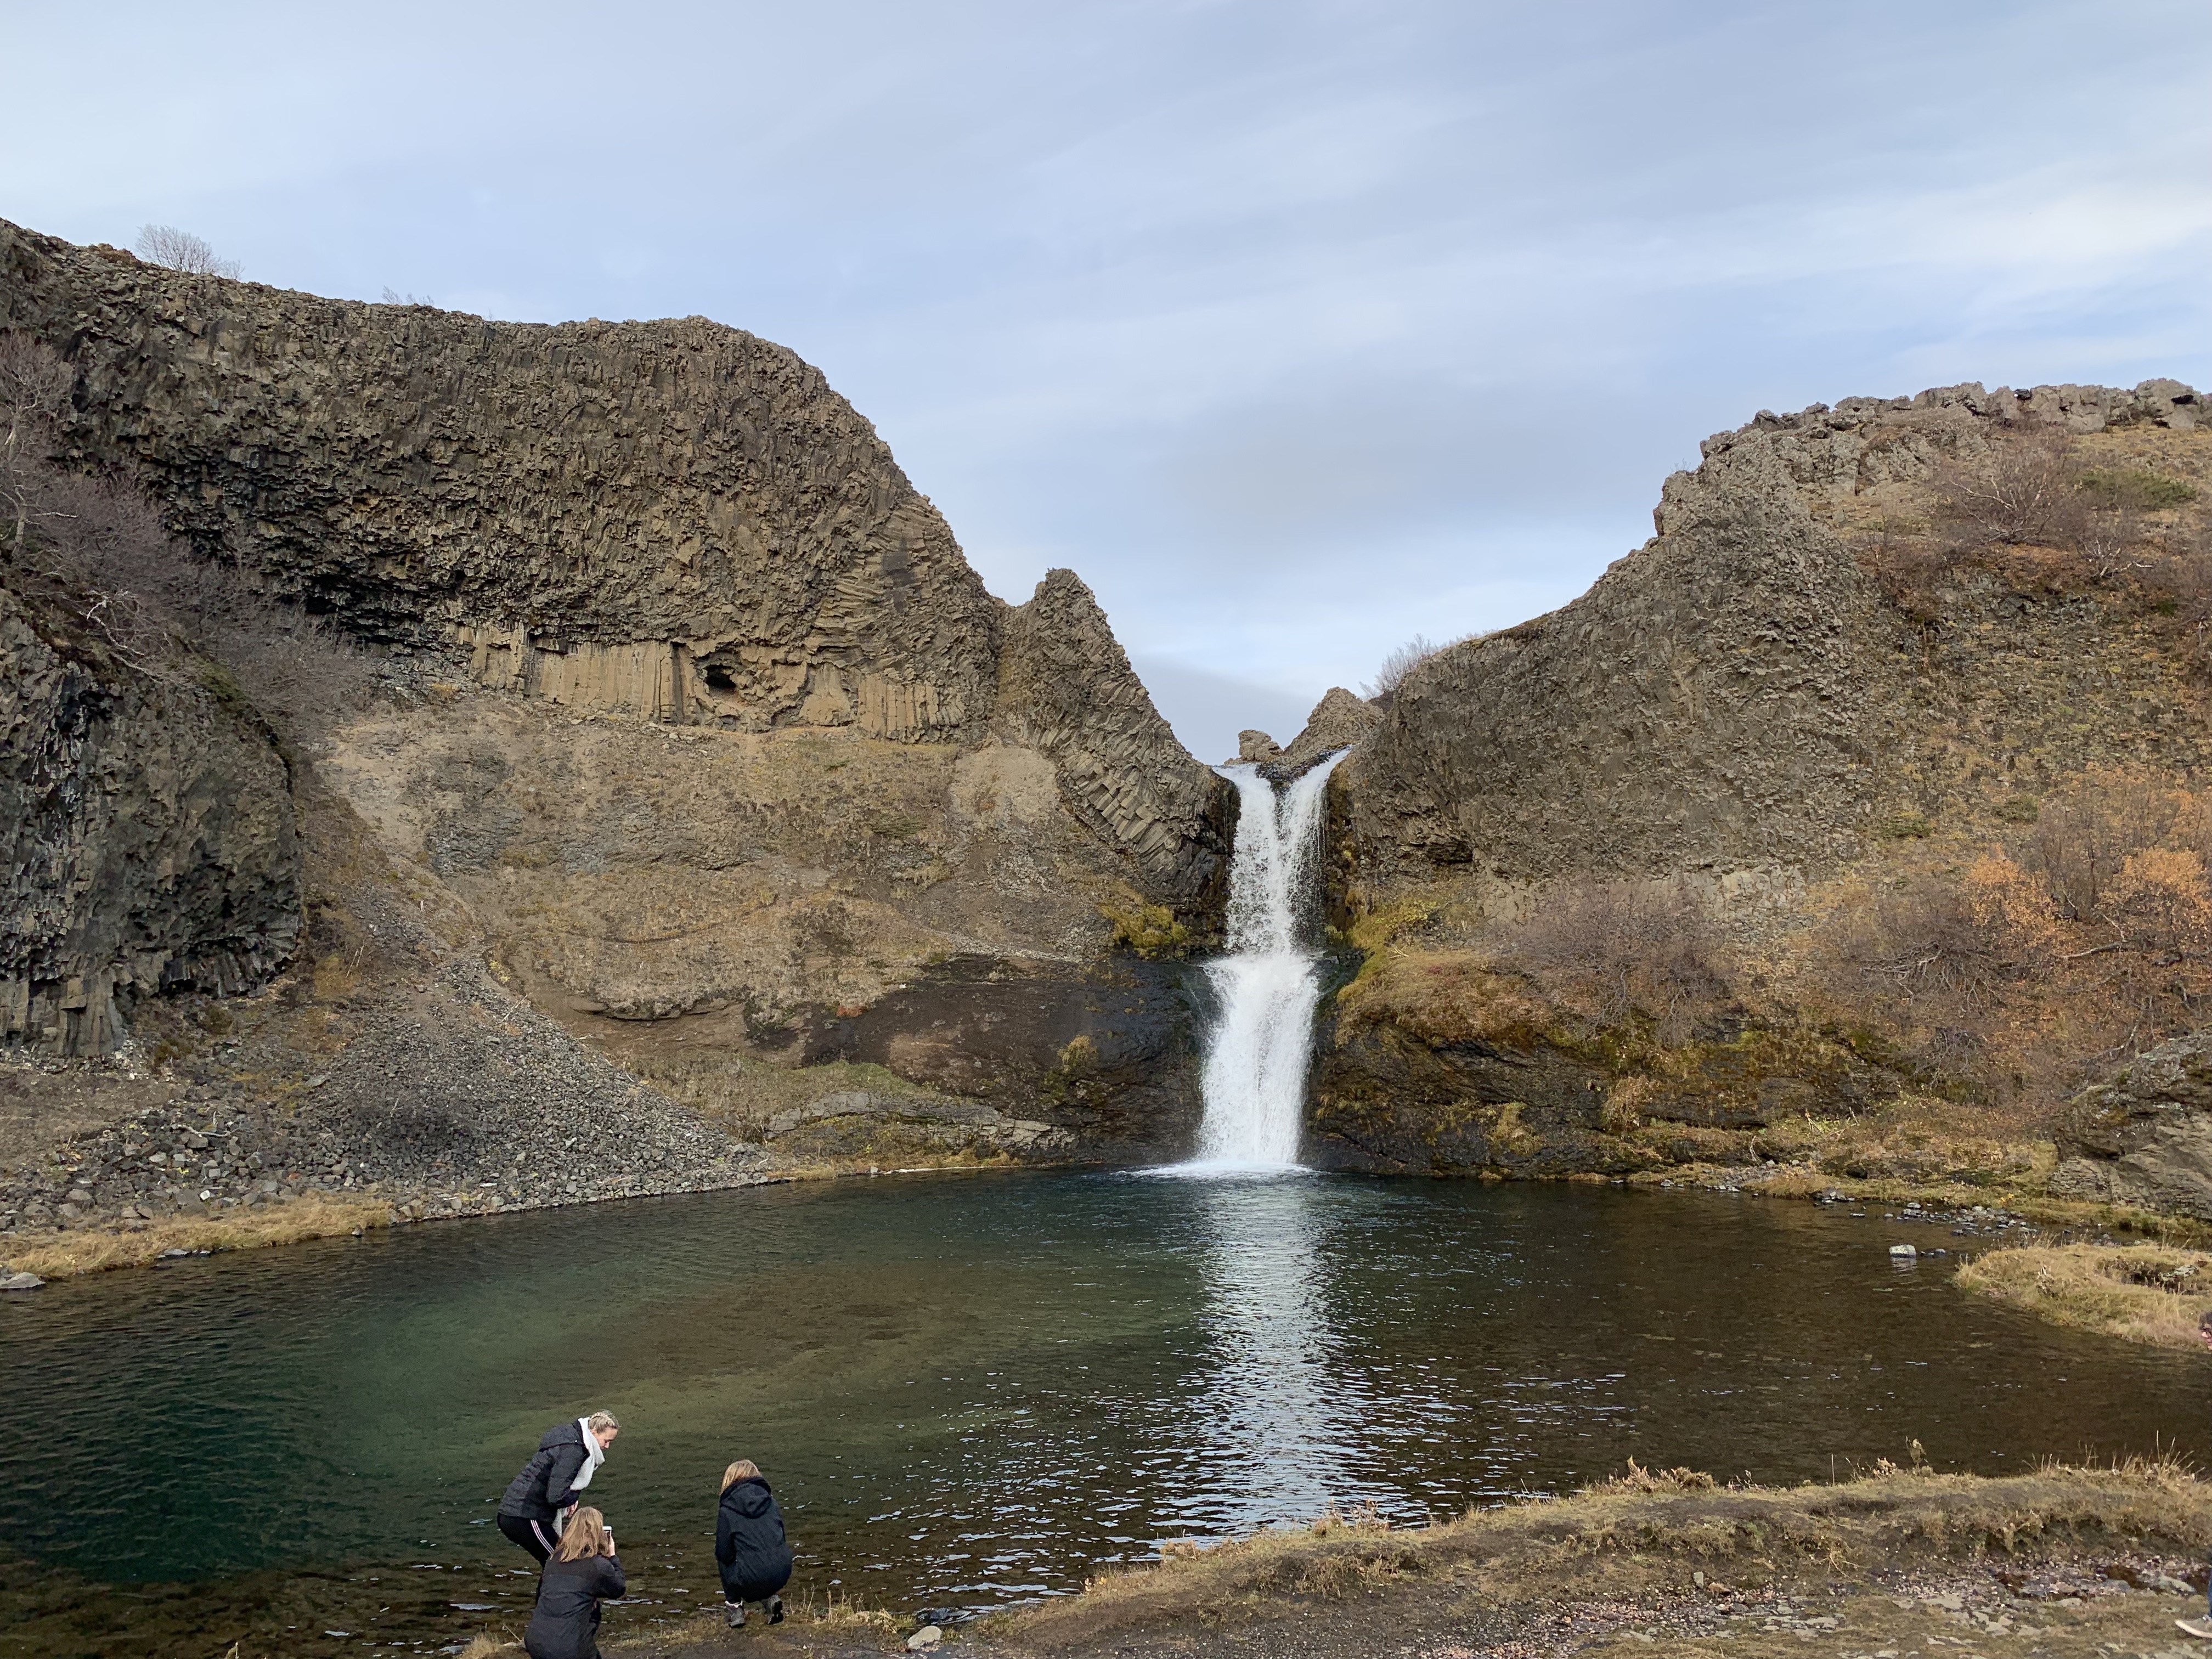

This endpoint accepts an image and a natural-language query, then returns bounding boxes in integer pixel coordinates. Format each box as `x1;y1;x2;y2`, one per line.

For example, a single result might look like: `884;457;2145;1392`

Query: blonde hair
720;1458;763;1493
585;1410;621;1435
555;1505;611;1562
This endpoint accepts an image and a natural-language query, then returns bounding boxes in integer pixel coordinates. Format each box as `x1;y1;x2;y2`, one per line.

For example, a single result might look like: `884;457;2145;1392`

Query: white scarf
567;1418;606;1494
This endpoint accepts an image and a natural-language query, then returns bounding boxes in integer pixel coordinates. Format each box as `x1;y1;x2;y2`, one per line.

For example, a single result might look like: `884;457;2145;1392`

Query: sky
7;1;2211;761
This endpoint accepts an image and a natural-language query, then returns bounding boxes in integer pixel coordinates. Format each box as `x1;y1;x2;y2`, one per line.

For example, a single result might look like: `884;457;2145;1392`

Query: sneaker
768;1595;785;1625
2177;1616;2212;1639
726;1602;746;1628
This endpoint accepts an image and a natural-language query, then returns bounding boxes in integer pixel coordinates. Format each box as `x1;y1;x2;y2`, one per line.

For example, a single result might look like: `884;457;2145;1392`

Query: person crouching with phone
524;1506;625;1659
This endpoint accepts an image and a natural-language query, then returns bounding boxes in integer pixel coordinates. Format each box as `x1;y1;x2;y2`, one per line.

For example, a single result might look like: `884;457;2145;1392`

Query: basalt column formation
0;217;1235;1223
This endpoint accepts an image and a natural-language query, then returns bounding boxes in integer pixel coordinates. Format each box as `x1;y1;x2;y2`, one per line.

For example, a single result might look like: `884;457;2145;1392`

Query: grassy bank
0;1193;391;1280
599;1460;2212;1658
1626;1157;2211;1236
1955;1241;2212;1348
994;1459;2209;1650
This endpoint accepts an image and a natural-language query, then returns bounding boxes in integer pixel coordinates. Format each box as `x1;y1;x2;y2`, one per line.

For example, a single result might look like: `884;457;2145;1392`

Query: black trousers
499;1511;562;1563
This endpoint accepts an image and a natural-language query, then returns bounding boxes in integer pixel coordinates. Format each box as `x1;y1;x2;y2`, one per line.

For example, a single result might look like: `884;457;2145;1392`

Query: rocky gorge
7;208;2212;1266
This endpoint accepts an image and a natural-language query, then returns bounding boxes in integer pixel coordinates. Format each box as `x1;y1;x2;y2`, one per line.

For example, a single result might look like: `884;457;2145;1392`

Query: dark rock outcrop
1268;686;1378;777
995;569;1230;900
798;953;1205;1161
1;558;298;1056
2051;1031;2212;1220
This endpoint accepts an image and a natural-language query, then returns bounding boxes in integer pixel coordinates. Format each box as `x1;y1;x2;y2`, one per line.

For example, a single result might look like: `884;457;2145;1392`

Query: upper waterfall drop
1175;749;1351;1172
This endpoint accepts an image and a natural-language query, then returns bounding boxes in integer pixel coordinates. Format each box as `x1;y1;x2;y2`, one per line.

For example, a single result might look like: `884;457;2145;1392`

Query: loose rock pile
0;957;768;1239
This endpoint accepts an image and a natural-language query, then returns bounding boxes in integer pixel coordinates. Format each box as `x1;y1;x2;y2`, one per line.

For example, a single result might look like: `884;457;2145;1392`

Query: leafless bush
1934;430;2086;550
0;331;74;545
1502;878;1724;1040
2;336;370;735
2022;787;2188;923
1837;878;2006;1008
30;470;372;733
136;223;242;280
1362;631;1481;699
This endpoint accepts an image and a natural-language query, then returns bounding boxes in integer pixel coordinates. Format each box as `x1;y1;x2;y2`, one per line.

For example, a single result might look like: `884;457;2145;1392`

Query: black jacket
714;1477;794;1600
501;1421;592;1522
524;1551;624;1659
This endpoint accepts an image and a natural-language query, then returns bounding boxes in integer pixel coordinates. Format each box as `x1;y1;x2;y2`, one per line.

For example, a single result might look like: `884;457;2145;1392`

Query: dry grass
993;1458;2210;1651
0;1194;392;1279
1955;1242;2212;1348
776;1587;903;1634
455;1637;519;1659
600;1595;900;1659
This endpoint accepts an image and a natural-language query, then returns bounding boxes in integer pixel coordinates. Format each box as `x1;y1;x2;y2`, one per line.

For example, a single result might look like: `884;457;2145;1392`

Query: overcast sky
8;1;2210;760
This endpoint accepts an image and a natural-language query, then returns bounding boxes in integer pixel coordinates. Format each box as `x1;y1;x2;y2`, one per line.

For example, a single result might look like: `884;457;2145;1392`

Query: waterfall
1175;749;1350;1172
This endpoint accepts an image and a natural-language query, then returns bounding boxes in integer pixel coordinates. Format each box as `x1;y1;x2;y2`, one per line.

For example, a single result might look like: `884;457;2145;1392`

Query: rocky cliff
0;219;1230;1245
1347;379;2209;885
0;218;1226;895
1;555;298;1058
1316;378;2212;1197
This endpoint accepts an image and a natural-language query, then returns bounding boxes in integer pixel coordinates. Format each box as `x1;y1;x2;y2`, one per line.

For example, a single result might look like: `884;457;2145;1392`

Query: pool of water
2;1171;2200;1657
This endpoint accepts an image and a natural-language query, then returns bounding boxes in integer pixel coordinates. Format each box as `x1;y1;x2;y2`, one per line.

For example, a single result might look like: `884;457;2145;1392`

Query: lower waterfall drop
1178;749;1350;1171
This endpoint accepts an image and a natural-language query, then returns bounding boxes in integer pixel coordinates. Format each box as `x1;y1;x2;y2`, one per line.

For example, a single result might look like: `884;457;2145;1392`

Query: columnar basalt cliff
0;217;1227;895
1317;379;2212;1200
1346;379;2210;885
1;560;298;1057
0;218;1231;1243
0;224;998;736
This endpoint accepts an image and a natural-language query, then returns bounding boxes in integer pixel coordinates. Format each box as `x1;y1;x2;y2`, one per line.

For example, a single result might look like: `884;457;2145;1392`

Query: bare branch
136;223;243;280
1362;631;1481;699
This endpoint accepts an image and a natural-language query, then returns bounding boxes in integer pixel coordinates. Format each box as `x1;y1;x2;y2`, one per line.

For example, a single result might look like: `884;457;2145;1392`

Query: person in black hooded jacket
499;1411;621;1562
714;1459;793;1627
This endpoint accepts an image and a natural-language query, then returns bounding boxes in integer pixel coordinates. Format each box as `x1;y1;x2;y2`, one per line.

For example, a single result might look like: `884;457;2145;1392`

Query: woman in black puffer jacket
714;1460;794;1627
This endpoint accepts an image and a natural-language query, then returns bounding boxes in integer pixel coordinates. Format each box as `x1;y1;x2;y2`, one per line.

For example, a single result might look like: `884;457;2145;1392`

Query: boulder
1235;730;1282;764
2050;1029;2212;1218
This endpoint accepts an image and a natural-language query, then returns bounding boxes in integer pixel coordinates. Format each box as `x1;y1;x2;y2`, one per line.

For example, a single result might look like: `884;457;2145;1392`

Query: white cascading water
1176;749;1351;1172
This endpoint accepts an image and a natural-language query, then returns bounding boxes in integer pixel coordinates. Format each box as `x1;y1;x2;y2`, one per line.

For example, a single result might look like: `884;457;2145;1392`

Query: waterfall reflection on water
1170;1175;1380;1531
